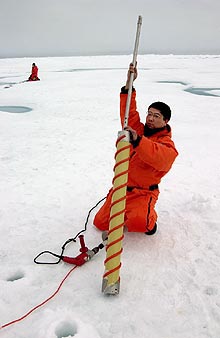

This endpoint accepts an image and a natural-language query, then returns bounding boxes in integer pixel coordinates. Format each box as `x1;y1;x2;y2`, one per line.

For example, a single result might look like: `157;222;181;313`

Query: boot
145;223;157;235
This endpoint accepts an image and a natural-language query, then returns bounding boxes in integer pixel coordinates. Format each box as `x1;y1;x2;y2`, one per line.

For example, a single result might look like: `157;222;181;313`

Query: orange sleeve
120;91;144;135
135;136;178;172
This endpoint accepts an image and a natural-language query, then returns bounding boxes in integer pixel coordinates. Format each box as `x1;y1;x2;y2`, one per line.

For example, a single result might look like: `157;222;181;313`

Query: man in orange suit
94;63;178;235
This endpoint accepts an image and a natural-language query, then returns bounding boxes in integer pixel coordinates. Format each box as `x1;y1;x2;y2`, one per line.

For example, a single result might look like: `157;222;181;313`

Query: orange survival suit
28;64;40;81
94;88;178;233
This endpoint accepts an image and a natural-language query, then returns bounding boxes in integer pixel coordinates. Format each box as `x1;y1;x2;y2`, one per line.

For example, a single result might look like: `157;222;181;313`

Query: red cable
116;134;126;144
114;145;130;160
0;265;78;330
104;248;123;265
113;158;130;170
108;223;125;236
103;263;122;278
106;235;124;250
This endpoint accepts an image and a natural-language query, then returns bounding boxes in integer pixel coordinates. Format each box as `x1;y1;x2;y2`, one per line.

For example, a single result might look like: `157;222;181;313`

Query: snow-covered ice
0;54;220;338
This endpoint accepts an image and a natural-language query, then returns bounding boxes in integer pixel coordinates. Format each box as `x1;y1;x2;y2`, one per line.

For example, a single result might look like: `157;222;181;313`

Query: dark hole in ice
184;87;220;97
157;81;220;97
0;105;32;113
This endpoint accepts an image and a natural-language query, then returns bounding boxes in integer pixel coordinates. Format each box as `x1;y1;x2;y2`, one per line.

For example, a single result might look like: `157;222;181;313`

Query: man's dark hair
148;101;171;121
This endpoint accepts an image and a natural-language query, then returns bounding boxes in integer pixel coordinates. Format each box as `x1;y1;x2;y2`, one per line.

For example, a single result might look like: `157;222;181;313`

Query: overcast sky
1;0;220;58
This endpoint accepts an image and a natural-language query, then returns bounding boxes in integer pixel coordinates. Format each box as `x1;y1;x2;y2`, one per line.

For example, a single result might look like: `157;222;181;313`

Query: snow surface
0;54;220;338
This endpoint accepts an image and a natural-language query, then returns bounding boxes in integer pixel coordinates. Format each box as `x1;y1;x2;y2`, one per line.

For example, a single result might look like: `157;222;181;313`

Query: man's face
146;107;168;129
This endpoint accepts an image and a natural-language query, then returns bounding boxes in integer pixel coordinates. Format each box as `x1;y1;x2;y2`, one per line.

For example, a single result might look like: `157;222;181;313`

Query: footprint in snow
55;321;77;338
204;286;218;296
39;309;101;338
6;270;25;282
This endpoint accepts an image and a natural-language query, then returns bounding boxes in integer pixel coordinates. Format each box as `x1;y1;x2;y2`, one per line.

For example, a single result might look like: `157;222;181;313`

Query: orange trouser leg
93;190;113;231
125;190;158;232
93;189;159;233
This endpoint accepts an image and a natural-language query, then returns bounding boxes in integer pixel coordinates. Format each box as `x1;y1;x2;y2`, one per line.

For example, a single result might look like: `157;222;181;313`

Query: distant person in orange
28;63;40;81
93;63;178;235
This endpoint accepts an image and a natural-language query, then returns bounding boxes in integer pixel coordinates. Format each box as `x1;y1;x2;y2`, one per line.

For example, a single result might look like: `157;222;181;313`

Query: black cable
69;196;106;243
34;250;62;265
34;196;106;265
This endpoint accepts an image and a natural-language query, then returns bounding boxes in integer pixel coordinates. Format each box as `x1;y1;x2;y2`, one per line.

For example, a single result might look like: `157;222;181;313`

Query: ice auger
102;15;143;295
